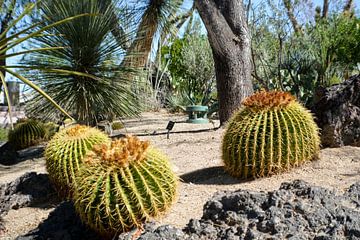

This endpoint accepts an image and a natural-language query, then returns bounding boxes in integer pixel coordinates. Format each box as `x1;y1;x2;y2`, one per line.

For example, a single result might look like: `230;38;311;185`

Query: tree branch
283;0;302;35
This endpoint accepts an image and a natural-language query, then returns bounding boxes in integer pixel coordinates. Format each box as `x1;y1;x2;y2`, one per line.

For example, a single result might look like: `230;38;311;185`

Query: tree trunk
195;0;253;125
283;0;302;35
122;12;159;69
322;0;329;18
343;0;354;15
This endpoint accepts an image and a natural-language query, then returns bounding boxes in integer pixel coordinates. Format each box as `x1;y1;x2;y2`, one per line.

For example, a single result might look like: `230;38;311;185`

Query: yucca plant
8;119;46;150
45;125;110;198
0;1;92;129
222;91;320;179
74;136;178;238
23;0;141;126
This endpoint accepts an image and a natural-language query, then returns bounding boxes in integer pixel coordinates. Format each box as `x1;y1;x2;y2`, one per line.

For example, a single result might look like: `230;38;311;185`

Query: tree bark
343;0;354;15
283;0;302;35
195;0;253;125
322;0;329;18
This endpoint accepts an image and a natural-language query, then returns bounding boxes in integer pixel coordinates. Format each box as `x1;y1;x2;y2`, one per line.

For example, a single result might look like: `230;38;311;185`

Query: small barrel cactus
45;125;110;198
74;136;178;238
222;91;320;179
8;119;46;150
43;121;60;140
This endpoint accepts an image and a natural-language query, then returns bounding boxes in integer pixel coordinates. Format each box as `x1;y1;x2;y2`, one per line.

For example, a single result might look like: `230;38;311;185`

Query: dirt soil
1;110;360;239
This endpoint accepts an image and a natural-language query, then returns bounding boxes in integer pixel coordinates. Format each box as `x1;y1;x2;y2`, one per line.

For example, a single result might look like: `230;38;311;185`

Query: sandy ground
1;110;360;239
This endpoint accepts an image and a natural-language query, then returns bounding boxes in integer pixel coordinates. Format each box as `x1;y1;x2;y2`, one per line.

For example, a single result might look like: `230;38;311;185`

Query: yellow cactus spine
45;125;110;198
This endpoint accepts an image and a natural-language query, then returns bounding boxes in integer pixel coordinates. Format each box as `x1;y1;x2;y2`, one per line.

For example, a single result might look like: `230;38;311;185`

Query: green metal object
186;105;209;124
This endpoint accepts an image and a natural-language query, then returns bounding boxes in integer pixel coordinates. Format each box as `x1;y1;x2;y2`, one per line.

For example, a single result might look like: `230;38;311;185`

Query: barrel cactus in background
43;121;60;140
222;91;320;179
74;136;178;238
45;125;110;198
8;119;46;150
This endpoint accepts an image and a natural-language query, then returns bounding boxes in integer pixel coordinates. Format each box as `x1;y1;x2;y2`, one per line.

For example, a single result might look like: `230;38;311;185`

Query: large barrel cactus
45;125;110;198
74;136;178;238
222;91;320;179
8;119;46;150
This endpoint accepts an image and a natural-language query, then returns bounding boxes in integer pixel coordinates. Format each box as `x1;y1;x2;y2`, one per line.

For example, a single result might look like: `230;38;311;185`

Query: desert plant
0;1;92;129
45;125;110;198
73;136;178;238
0;127;8;142
222;91;320;179
111;122;124;130
24;0;141;125
43;122;60;139
8;119;46;150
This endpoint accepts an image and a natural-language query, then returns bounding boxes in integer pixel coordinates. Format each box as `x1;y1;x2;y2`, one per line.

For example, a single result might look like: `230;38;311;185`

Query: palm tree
23;0;141;126
122;0;183;69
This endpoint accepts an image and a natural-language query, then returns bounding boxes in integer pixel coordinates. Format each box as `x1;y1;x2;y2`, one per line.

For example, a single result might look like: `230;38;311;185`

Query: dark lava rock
118;223;186;240
128;180;360;240
183;180;360;240
17;180;360;240
313;74;360;147
0;172;56;217
0;143;44;165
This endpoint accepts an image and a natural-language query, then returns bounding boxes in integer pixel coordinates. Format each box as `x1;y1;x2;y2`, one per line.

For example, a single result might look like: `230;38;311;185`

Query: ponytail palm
123;0;182;68
24;0;141;125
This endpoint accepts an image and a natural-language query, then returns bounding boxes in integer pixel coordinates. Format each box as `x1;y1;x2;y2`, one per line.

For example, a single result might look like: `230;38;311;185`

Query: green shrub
45;125;110;198
74;136;178;238
222;91;320;179
111;122;124;130
8;119;46;150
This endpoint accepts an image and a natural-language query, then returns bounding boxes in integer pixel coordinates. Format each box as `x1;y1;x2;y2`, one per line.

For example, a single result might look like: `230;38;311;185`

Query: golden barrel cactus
222;91;320;179
45;125;110;198
73;136;178;238
8;119;46;150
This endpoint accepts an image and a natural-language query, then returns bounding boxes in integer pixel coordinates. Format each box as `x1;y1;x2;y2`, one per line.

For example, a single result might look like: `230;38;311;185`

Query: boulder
312;74;360;147
0;172;56;217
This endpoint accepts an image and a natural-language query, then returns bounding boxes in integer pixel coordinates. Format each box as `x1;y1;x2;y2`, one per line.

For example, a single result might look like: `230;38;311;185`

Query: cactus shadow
180;166;250;185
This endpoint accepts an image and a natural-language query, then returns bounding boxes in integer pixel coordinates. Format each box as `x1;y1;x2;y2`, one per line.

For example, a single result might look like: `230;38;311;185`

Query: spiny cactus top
222;90;320;179
74;136;178;238
45;125;110;198
8;119;46;150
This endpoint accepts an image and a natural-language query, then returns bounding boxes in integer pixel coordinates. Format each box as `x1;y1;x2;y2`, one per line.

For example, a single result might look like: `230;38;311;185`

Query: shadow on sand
180;166;250;185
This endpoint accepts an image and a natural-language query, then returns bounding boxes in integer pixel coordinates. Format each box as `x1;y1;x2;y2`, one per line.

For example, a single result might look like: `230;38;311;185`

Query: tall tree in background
123;0;182;68
195;0;253;124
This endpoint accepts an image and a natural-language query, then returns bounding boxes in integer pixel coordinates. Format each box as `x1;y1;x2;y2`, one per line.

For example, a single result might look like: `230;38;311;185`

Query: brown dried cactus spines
74;136;178;238
222;91;320;179
45;125;110;199
242;90;295;110
85;136;150;167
